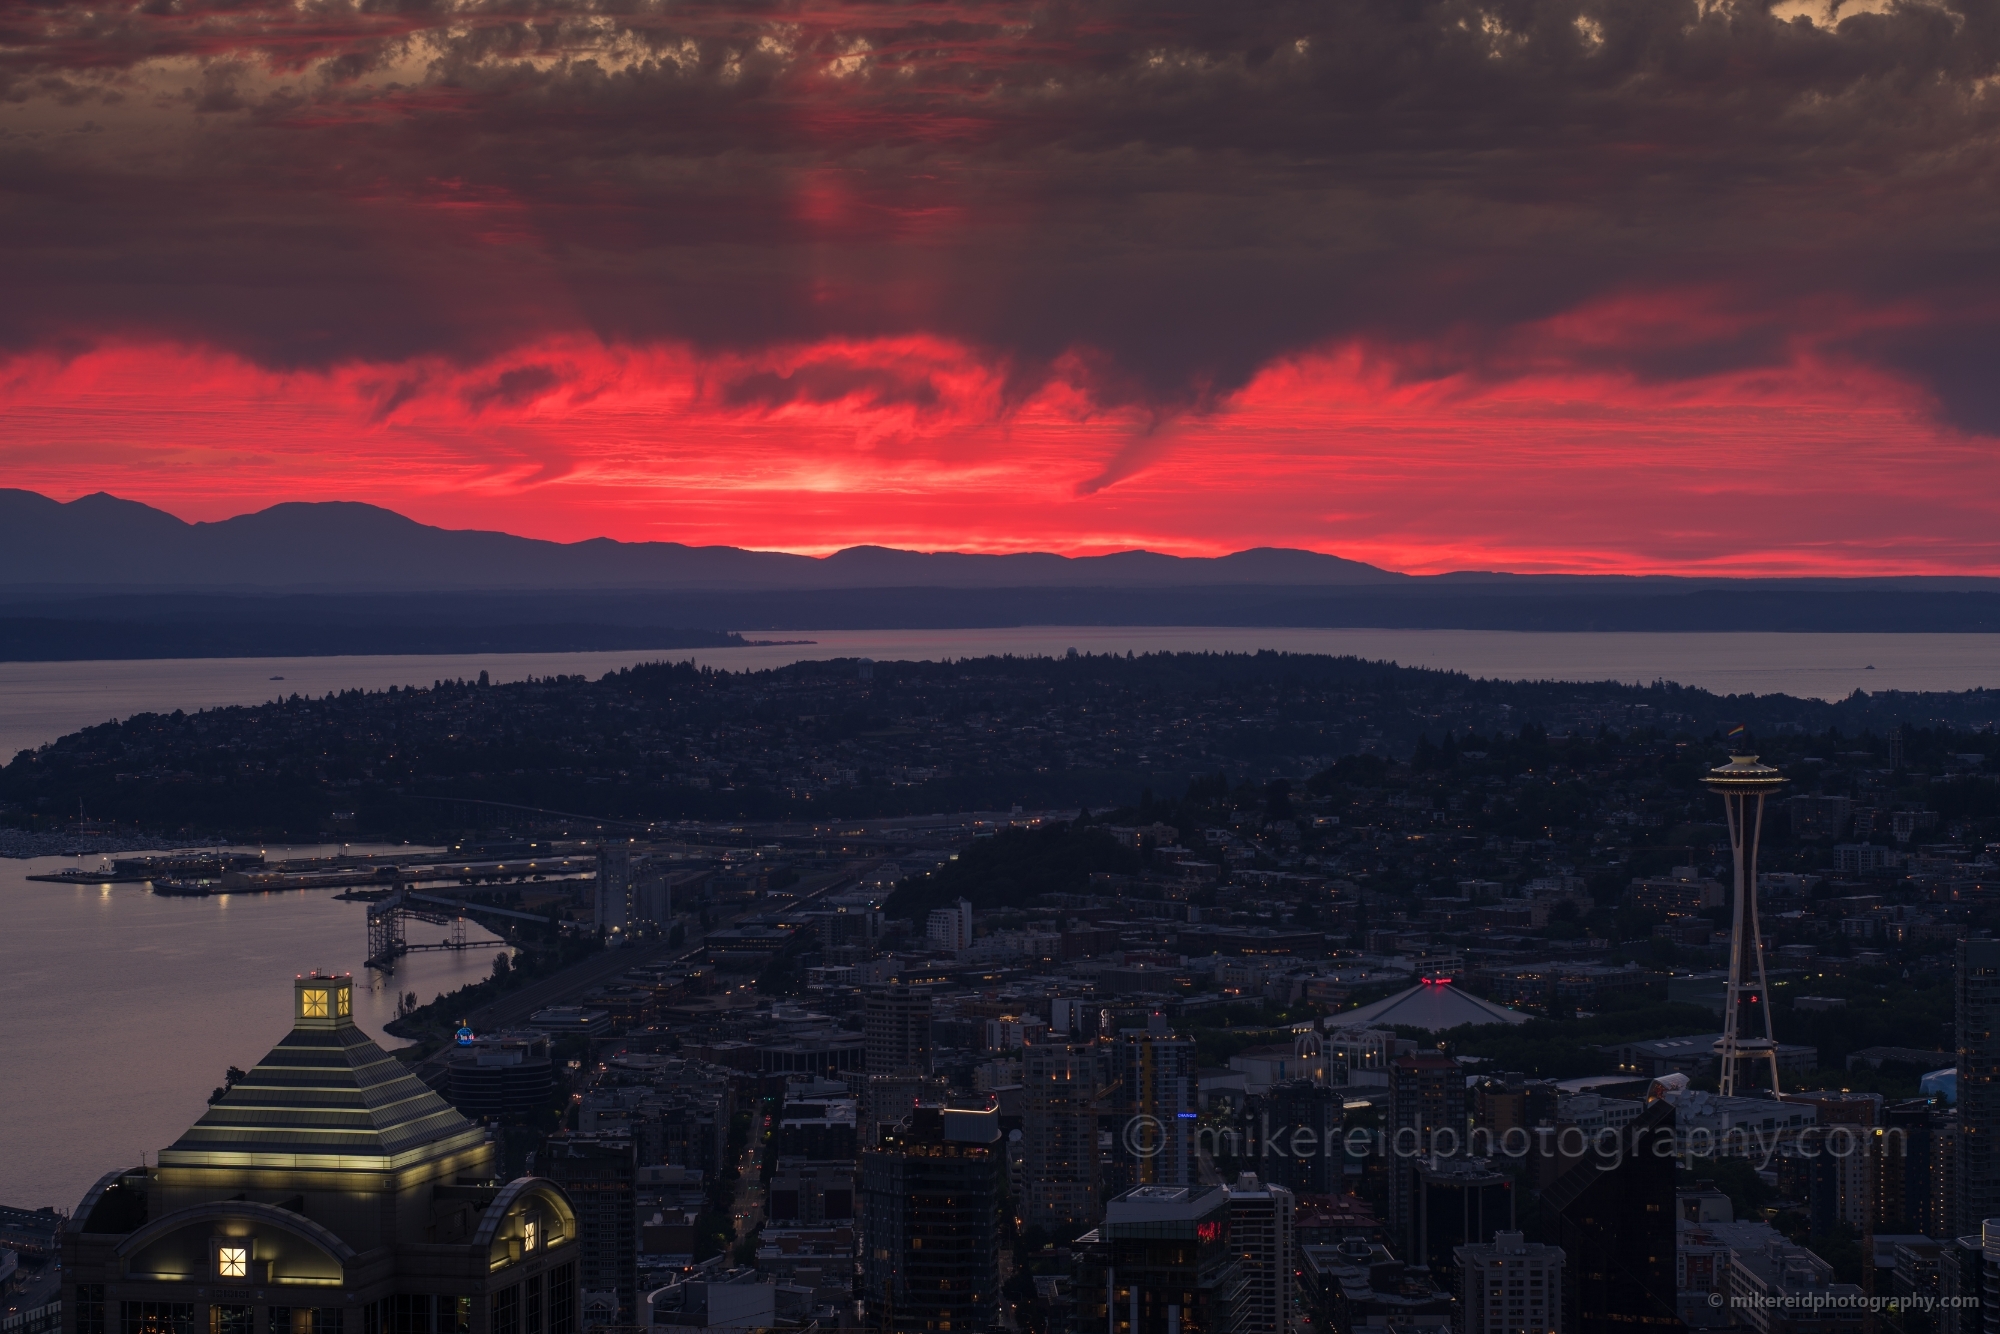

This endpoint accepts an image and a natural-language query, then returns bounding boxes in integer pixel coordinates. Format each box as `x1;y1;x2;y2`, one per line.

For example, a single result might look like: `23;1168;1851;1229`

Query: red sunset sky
5;0;2000;574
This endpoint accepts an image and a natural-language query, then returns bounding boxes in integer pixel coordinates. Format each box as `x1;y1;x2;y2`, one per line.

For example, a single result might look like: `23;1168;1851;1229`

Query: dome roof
1333;979;1528;1032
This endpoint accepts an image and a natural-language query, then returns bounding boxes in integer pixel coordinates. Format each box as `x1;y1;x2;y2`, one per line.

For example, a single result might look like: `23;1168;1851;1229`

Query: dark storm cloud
721;360;945;411
3;0;2000;421
463;364;568;412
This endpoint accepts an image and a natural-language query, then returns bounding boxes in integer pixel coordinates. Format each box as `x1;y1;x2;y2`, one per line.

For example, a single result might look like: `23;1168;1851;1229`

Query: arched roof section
476;1179;578;1268
115;1200;357;1265
70;1169;144;1236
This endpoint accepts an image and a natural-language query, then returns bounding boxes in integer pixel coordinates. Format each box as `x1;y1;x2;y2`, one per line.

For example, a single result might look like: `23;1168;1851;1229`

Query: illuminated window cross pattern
218;1246;249;1279
301;989;329;1018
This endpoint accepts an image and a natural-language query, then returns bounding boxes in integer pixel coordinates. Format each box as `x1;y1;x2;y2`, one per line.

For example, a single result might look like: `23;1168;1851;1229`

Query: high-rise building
1416;1159;1515;1289
1705;754;1786;1097
1474;1075;1559;1140
541;1135;637;1327
1538;1098;1677;1334
1939;1228;1990;1334
444;1030;558;1120
1386;1053;1467;1263
1783;1090;1877;1235
863;1071;945;1142
63;973;580;1334
1021;1044;1108;1232
1915;1105;1961;1240
1457;1231;1564;1334
1073;1184;1243;1334
865;984;934;1075
1115;1033;1199;1189
860;1105;1001;1333
1265;1079;1342;1196
1957;938;2000;1237
1227;1174;1296;1334
924;899;974;953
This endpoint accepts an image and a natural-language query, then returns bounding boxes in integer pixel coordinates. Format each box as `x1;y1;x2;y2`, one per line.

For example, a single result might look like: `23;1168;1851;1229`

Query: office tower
765;1162;854;1226
64;973;579;1334
1022;1043;1108;1232
1791;1090;1881;1235
542;1135;637;1327
864;1071;945;1142
925;898;974;952
1387;1053;1467;1263
1939;1229;1990;1334
1474;1075;1559;1140
1116;1033;1200;1189
1266;1079;1342;1196
774;1088;860;1162
1227;1174;1296;1334
1957;938;2000;1237
1457;1231;1565;1334
1705;754;1786;1096
1416;1159;1515;1288
860;1105;1002;1333
445;1030;558;1120
1073;1184;1244;1334
1539;1098;1677;1334
865;984;934;1075
1918;1106;1962;1240
1874;1100;1930;1235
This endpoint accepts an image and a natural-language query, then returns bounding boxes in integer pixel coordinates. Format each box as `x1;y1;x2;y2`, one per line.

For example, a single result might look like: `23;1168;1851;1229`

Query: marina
25;845;599;895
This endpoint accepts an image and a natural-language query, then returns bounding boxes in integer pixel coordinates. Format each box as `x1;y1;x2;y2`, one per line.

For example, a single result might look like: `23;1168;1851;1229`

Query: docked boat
150;876;225;896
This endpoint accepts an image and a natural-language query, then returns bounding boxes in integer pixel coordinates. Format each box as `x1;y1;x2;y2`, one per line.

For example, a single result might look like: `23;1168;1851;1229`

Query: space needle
1706;752;1787;1097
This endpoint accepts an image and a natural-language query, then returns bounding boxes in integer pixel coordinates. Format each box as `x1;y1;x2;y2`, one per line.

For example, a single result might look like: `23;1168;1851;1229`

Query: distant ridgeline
10;488;2000;655
1;652;1997;840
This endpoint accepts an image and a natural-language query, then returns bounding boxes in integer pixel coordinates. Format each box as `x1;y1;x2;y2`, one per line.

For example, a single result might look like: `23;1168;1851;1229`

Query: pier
363;887;571;971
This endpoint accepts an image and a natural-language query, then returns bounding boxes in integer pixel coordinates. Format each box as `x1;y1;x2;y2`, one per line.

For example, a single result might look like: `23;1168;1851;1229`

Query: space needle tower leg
1748;791;1781;1095
1720;791;1745;1097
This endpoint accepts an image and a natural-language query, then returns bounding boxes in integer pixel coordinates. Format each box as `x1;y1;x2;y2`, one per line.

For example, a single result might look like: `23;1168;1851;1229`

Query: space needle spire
1706;752;1787;1097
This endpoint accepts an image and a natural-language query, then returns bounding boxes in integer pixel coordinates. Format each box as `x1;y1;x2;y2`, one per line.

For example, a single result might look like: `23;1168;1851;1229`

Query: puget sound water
0;846;504;1212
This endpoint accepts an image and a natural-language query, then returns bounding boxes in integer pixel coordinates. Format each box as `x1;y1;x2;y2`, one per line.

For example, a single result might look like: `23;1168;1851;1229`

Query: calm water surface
4;629;1999;761
0;845;504;1213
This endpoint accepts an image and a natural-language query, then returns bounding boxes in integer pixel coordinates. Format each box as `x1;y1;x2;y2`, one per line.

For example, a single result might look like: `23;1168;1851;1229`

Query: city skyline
9;0;2000;1322
10;712;1989;1334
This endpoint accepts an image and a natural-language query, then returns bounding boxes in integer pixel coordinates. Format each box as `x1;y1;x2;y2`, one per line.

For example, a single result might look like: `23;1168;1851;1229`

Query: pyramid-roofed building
1334;978;1527;1032
159;999;486;1173
66;972;586;1334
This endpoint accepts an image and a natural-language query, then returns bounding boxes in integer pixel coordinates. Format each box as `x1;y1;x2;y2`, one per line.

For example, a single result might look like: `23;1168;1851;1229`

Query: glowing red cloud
4;305;1995;575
